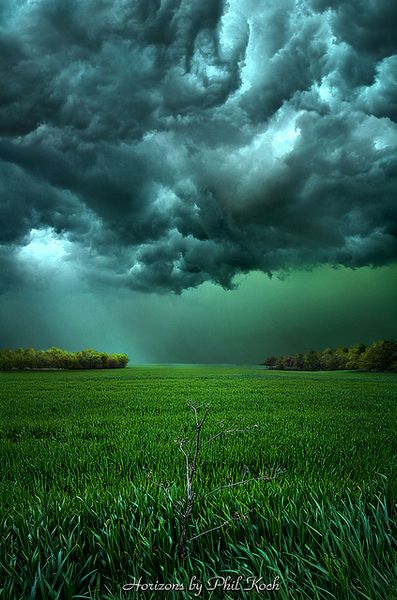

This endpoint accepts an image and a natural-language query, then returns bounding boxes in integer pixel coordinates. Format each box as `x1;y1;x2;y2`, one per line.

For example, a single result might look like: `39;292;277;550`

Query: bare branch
203;427;252;447
176;405;264;562
199;474;271;500
198;406;209;429
187;402;207;428
187;520;231;542
178;440;189;459
187;513;247;542
190;407;208;479
178;404;209;560
190;403;200;428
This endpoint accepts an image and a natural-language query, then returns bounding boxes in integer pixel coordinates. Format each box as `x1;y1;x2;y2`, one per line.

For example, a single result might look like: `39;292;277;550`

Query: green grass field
0;366;396;599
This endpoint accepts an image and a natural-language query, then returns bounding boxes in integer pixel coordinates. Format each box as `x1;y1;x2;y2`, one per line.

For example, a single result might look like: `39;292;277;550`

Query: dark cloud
0;0;396;293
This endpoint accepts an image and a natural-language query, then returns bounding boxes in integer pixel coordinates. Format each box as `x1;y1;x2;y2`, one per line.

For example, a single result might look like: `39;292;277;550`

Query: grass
0;366;396;599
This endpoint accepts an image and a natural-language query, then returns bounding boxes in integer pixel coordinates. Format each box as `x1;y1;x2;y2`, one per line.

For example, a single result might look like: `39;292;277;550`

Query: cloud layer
1;0;396;292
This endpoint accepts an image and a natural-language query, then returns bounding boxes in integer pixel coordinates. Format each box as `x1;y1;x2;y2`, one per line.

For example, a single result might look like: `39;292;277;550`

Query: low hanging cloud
0;0;396;293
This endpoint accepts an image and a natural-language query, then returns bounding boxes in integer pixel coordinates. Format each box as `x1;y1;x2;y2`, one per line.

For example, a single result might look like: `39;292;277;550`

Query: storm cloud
1;0;396;292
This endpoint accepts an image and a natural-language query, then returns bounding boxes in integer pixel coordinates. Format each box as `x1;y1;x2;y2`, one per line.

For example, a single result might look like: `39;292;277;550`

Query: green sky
1;1;396;362
0;265;395;363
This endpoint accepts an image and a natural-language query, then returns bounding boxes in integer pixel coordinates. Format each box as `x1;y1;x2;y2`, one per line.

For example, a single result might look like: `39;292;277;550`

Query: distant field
0;366;396;599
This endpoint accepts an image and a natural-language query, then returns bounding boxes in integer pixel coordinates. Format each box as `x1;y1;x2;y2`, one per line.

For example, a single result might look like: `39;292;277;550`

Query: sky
0;0;396;363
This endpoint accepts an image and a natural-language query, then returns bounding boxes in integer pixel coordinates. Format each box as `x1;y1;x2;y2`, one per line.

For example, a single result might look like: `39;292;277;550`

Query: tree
334;347;349;370
303;350;321;371
320;348;339;370
359;340;397;372
291;353;304;369
263;356;276;368
116;353;129;368
346;344;366;370
0;347;129;370
265;340;396;372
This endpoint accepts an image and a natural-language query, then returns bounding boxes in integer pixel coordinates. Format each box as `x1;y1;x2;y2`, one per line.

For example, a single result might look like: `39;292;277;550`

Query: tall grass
0;367;396;599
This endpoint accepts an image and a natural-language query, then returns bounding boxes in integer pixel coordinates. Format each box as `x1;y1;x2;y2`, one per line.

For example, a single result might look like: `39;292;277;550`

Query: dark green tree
359;340;397;372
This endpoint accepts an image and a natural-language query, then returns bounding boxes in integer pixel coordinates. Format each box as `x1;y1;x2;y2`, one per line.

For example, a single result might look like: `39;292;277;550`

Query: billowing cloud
0;0;396;293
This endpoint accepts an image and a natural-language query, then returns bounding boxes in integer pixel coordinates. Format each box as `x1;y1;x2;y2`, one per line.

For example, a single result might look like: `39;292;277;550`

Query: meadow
0;366;396;599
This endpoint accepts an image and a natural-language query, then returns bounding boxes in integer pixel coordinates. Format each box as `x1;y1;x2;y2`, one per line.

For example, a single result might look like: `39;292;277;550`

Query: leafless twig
187;519;233;542
177;404;209;560
199;474;271;500
176;405;270;562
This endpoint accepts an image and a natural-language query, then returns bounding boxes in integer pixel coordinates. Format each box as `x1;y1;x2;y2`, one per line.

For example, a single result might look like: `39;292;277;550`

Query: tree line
262;340;397;372
0;348;129;370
